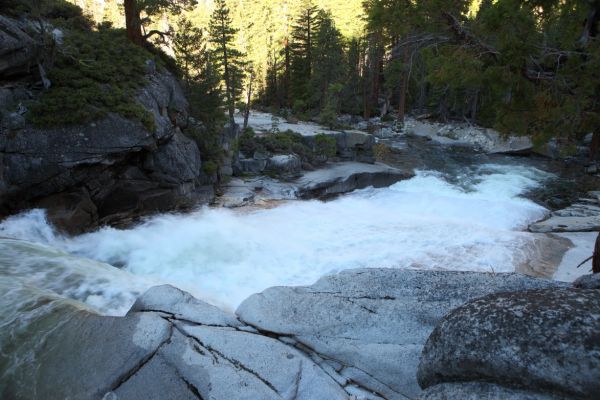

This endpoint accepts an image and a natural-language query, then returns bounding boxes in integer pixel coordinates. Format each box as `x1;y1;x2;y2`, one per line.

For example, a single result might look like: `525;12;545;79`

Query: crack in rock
109;323;174;392
171;323;283;398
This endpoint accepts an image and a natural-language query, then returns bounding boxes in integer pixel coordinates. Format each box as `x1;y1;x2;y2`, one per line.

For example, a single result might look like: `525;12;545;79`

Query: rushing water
0;162;554;314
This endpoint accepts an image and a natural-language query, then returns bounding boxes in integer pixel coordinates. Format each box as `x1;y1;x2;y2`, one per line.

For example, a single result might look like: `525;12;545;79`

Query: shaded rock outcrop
0;15;42;79
0;70;213;233
236;269;564;399
417;288;600;399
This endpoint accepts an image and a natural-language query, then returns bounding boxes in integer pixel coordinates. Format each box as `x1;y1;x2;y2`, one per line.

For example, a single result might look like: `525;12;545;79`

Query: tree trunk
284;39;291;107
580;0;600;46
243;74;253;129
470;89;479;121
220;20;234;125
593;232;600;273
590;131;600;160
397;43;409;126
124;0;144;46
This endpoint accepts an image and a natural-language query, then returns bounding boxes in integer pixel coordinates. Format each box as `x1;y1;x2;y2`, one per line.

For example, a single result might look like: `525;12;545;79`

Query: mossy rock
28;26;158;131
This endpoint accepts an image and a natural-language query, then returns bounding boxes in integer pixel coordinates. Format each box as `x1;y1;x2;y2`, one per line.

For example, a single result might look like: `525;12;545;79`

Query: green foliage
289;1;321;103
314;133;336;157
237;128;337;163
172;14;225;178
209;0;246;121
28;27;156;130
309;11;345;108
184;123;224;176
173;16;205;83
292;99;307;116
1;0;82;18
238;127;259;156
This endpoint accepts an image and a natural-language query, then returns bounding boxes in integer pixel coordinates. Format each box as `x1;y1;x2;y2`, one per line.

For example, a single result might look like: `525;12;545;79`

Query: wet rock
129;284;242;327
296;162;412;199
35;188;98;235
529;192;600;232
573;273;600;289
417;288;600;399
236;269;564;399
2;284;351;400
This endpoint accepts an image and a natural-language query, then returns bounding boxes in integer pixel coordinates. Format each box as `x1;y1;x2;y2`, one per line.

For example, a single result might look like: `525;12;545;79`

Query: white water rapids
0;163;554;314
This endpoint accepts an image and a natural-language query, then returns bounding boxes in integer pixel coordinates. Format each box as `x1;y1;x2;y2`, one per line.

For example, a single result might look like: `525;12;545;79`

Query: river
0;142;572;315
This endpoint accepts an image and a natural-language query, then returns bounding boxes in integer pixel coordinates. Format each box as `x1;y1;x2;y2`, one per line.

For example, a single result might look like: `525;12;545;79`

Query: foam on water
0;164;551;313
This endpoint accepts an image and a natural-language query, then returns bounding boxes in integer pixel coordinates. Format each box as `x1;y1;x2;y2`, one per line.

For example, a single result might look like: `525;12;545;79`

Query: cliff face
0;16;214;233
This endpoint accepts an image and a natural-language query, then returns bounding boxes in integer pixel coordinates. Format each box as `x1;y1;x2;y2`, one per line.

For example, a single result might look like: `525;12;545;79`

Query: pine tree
172;16;204;85
309;11;345;109
289;0;321;107
209;0;246;124
122;0;196;46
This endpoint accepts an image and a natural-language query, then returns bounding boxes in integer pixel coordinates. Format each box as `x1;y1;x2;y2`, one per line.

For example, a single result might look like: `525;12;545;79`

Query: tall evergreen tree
209;0;246;124
289;0;321;107
309;11;345;109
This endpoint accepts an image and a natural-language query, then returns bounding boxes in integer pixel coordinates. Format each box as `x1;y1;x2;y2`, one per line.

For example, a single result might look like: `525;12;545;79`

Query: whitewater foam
0;164;553;313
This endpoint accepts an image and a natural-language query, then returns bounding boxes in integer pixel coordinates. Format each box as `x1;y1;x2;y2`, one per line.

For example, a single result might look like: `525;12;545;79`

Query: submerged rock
236;269;564;399
417;288;600;399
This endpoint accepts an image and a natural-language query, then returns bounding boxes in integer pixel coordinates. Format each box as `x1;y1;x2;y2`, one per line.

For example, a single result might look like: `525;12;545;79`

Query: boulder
333;130;375;161
573;273;600;289
486;133;533;154
236;269;564;399
296;162;413;199
418;382;563;400
417;288;600;399
266;154;301;176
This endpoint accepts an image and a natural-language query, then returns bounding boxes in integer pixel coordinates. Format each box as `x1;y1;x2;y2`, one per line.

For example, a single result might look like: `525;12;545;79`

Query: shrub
319;103;337;129
202;160;219;176
314;133;337;158
184;124;223;177
292;99;306;116
239;127;261;156
373;143;391;161
28;27;156;129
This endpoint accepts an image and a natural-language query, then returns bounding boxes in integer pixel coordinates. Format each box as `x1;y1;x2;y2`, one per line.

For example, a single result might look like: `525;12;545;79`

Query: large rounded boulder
417;288;600;399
